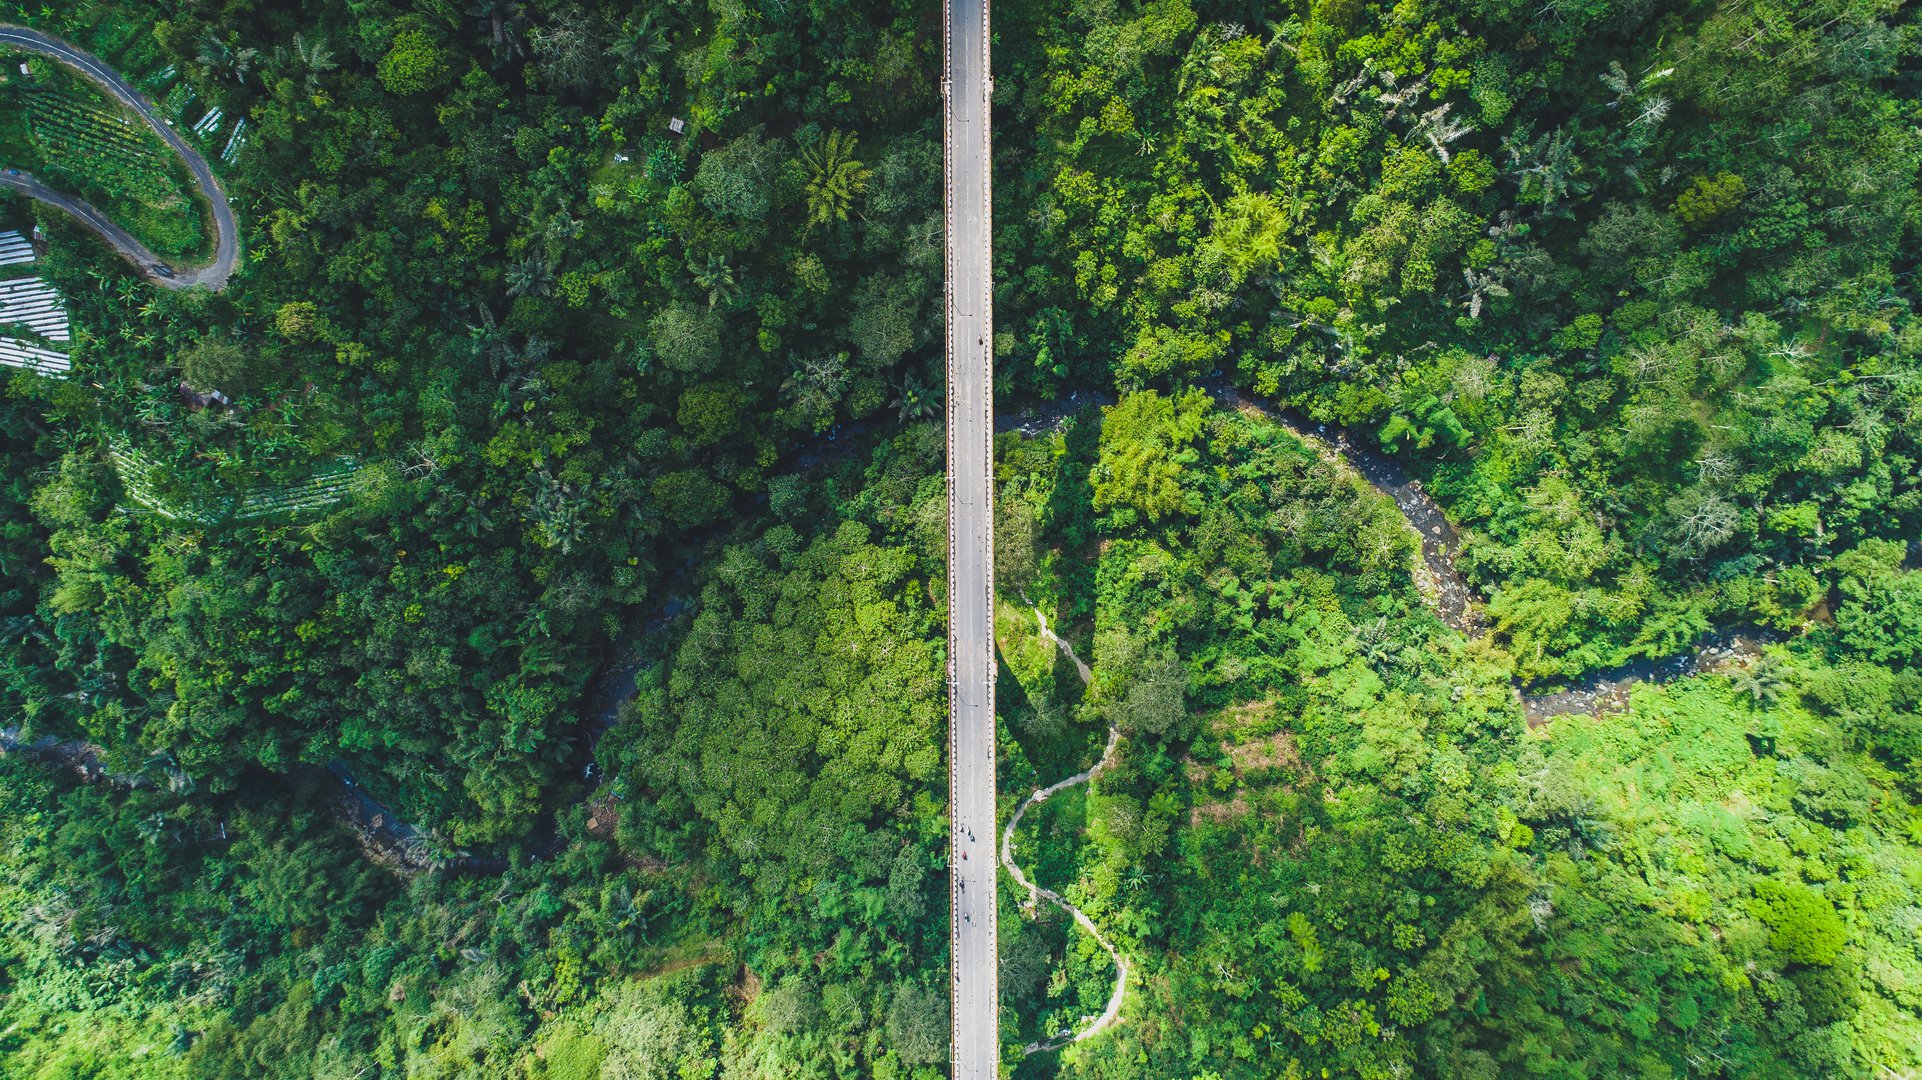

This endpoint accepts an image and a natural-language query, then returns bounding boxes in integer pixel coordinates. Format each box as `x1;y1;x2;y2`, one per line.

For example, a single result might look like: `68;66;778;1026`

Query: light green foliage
630;512;942;891
1672;171;1748;228
1108;647;1187;737
1752;880;1847;966
593;973;724;1079
178;335;250;394
533;1024;607;1080
885;982;949;1066
3;0;1919;1074
375;27;448;95
272;301;322;342
604;429;948;1075
692;129;782;222
799;129;869;229
1090;388;1208;526
1833;540;1922;669
849;272;920;370
651;468;726;528
676;382;748;446
1514;647;1922;1074
649;301;724;375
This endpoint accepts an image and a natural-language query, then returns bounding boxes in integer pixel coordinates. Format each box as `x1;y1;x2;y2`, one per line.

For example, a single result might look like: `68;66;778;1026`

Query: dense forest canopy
0;0;1917;1076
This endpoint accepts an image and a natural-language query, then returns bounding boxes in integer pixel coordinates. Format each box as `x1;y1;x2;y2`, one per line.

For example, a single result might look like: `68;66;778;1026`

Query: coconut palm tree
800;130;871;229
506;255;554;298
611;10;671;76
197;32;260;84
1730;650;1788;709
892;369;942;421
689;253;739;310
291;33;337;94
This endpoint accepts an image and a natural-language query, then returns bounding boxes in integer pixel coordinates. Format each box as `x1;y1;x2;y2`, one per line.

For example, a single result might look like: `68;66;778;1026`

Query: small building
177;382;233;409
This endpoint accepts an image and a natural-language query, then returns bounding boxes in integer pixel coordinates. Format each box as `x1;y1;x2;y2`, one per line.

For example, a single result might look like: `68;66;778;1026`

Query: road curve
0;24;238;290
943;0;997;1072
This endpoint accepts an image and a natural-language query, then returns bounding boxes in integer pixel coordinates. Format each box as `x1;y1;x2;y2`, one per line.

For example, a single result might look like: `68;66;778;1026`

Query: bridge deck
943;0;997;1074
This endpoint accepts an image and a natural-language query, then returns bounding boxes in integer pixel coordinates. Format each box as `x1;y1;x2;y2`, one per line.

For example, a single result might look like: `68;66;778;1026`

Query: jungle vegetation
0;0;1917;1077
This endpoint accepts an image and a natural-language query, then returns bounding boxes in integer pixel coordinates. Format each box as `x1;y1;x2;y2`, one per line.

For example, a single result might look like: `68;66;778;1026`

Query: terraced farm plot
0;244;70;375
0;229;33;266
0;276;71;342
0;54;208;259
232;459;364;521
110;441;366;525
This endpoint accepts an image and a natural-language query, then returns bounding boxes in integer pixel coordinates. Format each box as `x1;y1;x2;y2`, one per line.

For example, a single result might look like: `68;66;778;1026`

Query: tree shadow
1043;408;1102;636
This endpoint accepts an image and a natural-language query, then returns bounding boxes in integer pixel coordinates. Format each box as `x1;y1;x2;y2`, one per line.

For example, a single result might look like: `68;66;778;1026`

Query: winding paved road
0;24;237;290
943;0;997;1072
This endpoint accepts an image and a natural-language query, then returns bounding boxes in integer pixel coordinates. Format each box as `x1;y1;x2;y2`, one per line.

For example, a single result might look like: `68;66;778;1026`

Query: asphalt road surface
0;24;238;291
944;0;997;1073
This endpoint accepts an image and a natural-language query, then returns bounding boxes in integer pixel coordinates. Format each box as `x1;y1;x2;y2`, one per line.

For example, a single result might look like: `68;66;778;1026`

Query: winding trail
0;24;238;290
1000;607;1129;1054
1033;605;1091;684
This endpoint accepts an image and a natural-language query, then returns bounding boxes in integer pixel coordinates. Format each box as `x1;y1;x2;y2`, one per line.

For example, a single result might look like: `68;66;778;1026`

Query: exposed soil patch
584;791;620;840
1228;726;1302;775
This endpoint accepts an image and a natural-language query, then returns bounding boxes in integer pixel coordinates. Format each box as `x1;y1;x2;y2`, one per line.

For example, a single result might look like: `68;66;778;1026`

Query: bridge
943;0;997;1073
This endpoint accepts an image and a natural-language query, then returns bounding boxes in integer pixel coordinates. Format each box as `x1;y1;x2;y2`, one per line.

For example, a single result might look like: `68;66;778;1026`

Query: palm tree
197;32;260;84
530;470;585;554
1560;797;1613;858
1730;650;1788;709
892;370;942;422
689;253;739;310
607;883;652;947
467;305;516;377
506;255;554;298
611;11;671;76
1355;615;1399;669
291;33;337;94
1503;124;1588;215
800;130;871;229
